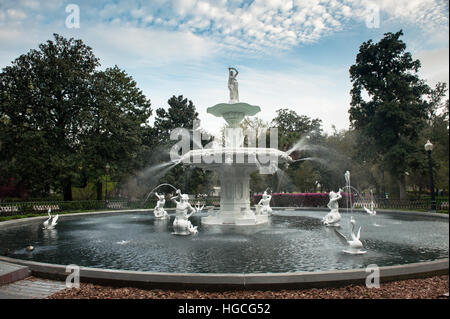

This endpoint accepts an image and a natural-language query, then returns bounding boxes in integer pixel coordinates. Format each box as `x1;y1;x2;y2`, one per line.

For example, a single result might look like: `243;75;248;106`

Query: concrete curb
0;208;448;290
0;261;30;285
0;256;447;290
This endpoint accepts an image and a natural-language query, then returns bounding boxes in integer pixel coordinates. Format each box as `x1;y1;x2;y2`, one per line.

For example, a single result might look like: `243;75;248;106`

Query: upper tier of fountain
180;147;292;173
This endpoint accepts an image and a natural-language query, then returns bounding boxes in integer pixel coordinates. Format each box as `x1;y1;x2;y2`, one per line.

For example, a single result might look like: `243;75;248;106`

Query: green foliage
0;34;152;200
271;108;322;151
138;95;213;196
348;30;433;198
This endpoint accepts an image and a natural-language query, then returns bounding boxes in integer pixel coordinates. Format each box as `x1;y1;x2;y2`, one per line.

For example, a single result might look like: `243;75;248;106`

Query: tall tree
81;66;152;199
349;30;432;198
271;108;322;152
0;35;152;200
0;34;99;199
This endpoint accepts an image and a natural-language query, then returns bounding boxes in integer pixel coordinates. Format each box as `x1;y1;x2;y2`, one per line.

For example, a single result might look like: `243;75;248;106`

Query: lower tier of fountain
180;147;292;226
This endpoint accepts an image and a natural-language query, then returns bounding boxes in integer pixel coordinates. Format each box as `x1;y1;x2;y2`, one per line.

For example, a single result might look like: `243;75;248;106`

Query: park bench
0;205;19;215
33;205;60;213
106;202;126;209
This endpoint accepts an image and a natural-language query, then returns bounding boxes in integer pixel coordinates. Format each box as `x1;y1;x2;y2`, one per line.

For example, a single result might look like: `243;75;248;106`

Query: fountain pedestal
202;166;268;225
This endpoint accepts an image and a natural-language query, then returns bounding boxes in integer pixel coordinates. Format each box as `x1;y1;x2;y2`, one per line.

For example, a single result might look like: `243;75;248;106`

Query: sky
0;0;449;136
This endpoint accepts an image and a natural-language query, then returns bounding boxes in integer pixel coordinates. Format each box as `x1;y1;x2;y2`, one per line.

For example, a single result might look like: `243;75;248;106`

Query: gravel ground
48;275;449;299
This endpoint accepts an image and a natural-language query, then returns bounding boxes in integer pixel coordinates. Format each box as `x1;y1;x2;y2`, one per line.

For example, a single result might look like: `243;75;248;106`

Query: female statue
228;67;239;103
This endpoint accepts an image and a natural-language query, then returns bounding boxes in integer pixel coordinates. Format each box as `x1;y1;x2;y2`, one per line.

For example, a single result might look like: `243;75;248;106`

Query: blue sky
0;0;448;136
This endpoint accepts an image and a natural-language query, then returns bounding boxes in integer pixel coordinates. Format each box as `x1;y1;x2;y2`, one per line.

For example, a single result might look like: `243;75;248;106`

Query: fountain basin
0;209;447;289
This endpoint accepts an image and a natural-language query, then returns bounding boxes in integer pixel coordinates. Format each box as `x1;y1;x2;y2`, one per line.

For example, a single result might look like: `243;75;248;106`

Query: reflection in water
153;218;169;232
42;228;58;241
0;211;447;273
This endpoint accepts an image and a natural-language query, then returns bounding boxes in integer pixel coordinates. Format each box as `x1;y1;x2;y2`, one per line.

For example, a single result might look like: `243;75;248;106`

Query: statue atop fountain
322;189;343;227
228;67;239;103
256;191;272;216
171;189;202;235
153;192;169;219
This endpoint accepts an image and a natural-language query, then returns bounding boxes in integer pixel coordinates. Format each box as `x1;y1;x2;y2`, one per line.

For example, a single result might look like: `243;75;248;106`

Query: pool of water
0;210;448;273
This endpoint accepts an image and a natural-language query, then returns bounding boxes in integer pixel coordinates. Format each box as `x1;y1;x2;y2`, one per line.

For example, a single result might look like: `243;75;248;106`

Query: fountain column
218;167;253;224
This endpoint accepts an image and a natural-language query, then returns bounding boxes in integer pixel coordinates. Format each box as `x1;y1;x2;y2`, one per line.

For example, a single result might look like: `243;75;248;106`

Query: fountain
179;67;292;226
1;69;447;290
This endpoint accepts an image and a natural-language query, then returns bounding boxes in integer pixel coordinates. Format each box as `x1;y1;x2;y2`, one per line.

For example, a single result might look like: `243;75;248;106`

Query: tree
271;108;322;152
144;95;212;195
152;95;199;144
0;34;152;200
81;66;152;199
0;34;99;199
349;30;432;199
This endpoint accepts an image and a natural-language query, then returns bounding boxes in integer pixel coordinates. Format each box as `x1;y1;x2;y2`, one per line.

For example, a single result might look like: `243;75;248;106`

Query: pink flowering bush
253;192;354;208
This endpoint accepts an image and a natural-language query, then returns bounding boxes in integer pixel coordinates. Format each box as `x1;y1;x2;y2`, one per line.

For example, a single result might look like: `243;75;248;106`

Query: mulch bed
48;275;449;299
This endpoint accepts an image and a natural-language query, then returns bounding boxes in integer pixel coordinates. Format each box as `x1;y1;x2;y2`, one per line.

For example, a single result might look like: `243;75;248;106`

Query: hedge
253;192;355;208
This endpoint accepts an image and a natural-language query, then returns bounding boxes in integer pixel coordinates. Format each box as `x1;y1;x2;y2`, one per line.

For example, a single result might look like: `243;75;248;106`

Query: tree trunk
96;181;103;200
63;179;73;201
398;175;407;199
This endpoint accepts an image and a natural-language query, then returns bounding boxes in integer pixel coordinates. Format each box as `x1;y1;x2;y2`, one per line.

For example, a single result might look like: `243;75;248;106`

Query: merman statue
171;189;203;235
322;189;343;227
153;192;169;219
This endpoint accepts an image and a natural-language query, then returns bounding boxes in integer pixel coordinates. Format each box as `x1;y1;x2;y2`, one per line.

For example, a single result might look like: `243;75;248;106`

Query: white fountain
179;67;293;226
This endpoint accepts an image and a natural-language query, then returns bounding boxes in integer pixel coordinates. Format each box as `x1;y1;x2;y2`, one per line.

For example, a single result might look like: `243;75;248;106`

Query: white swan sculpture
364;190;376;216
364;206;376;216
42;208;59;229
334;216;366;254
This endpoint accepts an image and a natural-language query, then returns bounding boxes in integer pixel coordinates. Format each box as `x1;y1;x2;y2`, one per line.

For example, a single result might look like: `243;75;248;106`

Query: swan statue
364;190;376;216
42;208;59;230
334;216;366;254
364;205;376;216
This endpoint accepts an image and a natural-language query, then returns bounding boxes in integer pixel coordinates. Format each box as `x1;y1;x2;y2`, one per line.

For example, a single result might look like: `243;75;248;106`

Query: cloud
416;48;450;88
1;0;448;51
